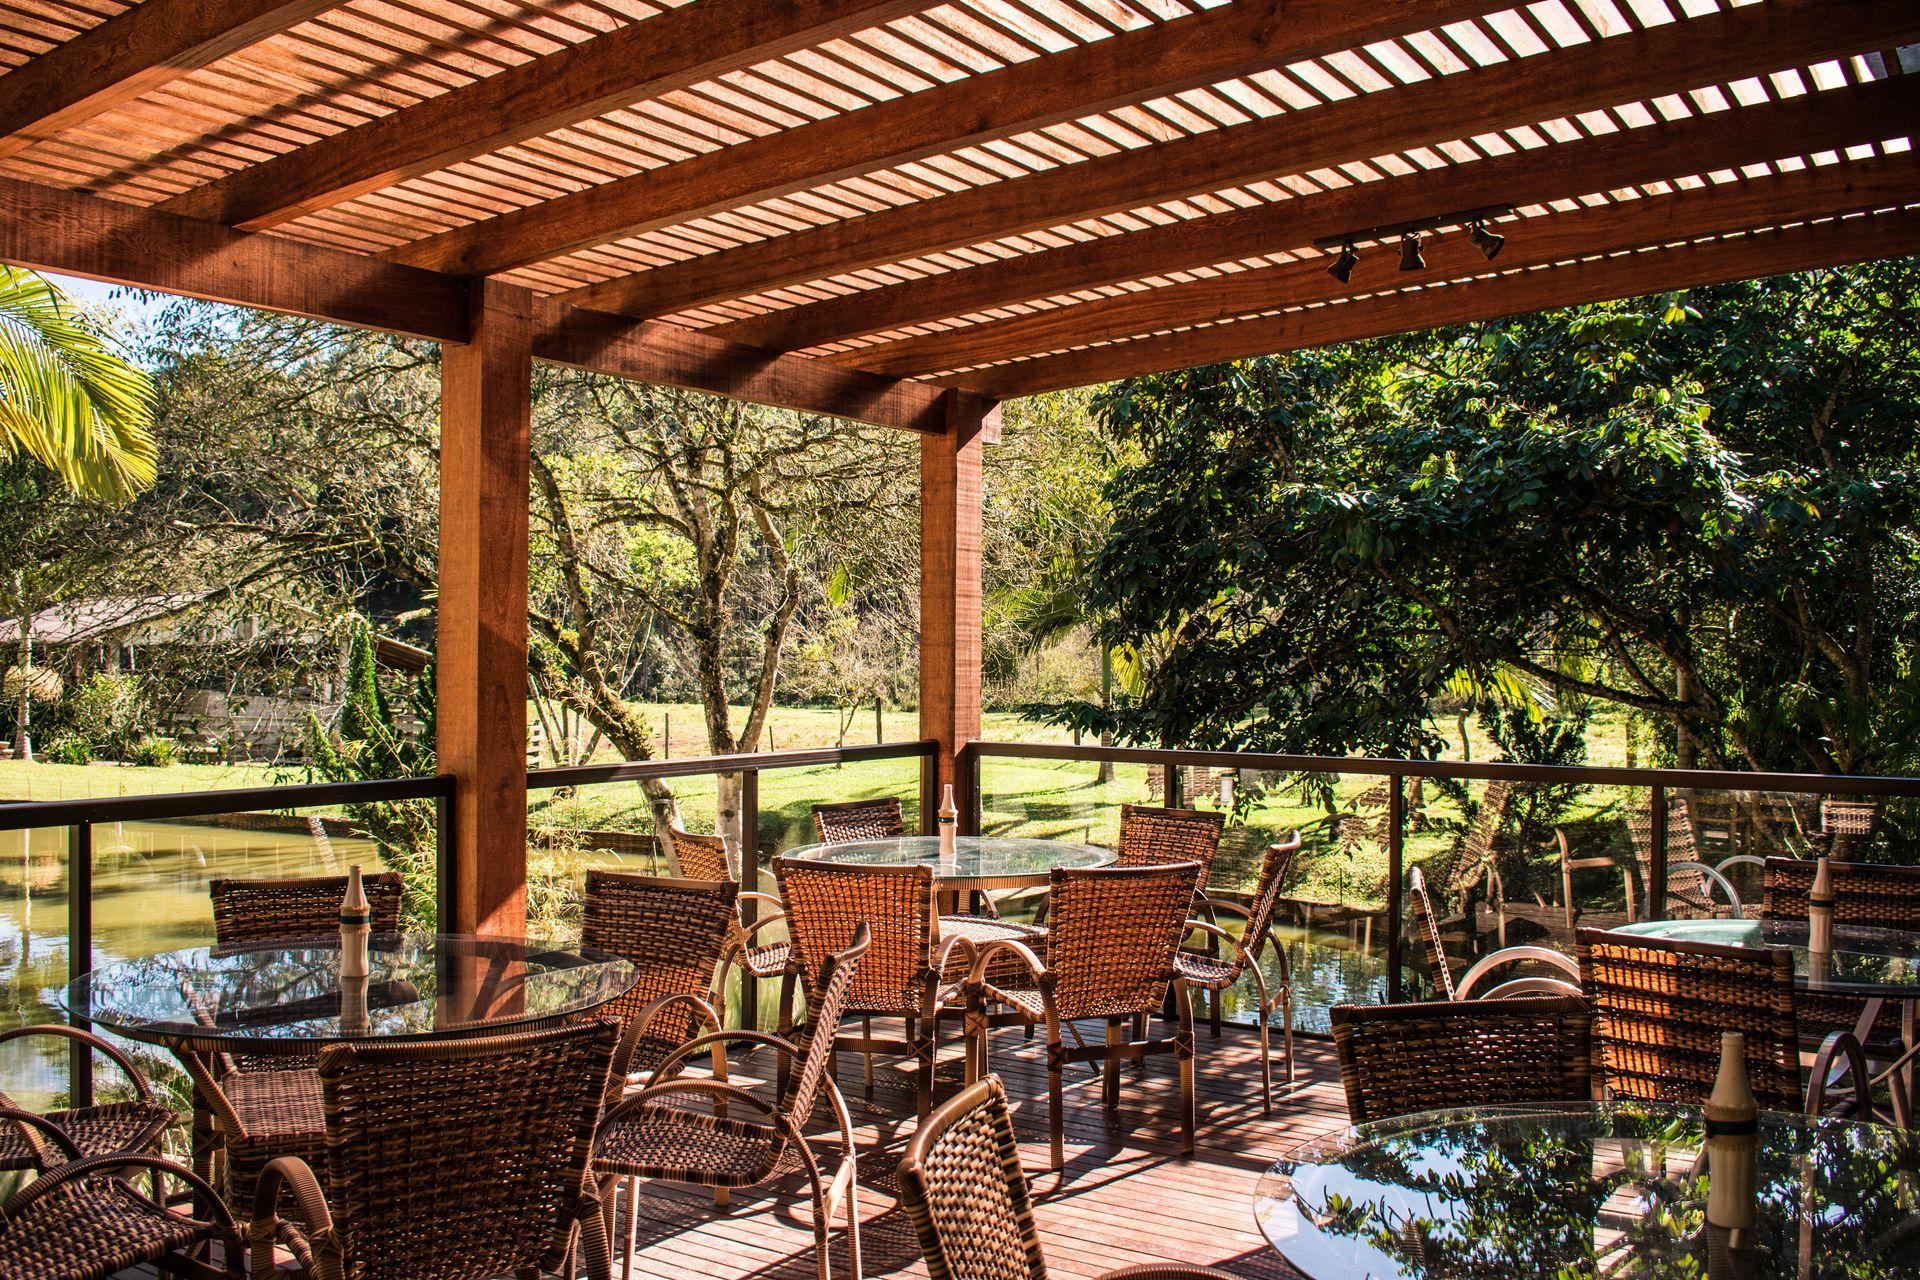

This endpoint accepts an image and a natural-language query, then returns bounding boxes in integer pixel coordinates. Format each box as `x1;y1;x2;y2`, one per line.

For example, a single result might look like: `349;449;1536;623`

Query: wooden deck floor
609;1019;1346;1280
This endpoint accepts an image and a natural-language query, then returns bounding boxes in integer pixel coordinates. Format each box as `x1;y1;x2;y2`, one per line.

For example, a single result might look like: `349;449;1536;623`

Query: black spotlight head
1399;231;1425;272
1469;219;1506;261
1327;241;1358;284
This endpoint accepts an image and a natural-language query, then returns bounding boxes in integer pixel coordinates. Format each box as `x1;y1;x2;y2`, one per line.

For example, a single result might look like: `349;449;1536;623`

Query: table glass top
64;934;636;1050
1613;917;1920;996
784;835;1114;881
1255;1102;1920;1280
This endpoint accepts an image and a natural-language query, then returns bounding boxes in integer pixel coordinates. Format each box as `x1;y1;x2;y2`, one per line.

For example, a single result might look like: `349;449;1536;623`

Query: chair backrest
1444;781;1512;893
662;826;734;881
1762;856;1920;930
1624;796;1717;914
210;873;406;945
580;872;738;1055
1576;927;1801;1111
315;1019;618;1280
1821;798;1878;839
896;1075;1046;1280
1043;862;1201;1022
812;797;907;844
774;858;933;1017
1237;832;1302;968
1115;804;1223;884
1406;865;1456;1000
1330;996;1593;1124
782;923;871;1121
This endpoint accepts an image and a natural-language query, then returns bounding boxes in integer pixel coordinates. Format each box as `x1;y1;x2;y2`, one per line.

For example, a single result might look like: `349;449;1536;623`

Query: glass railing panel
1;824;72;1112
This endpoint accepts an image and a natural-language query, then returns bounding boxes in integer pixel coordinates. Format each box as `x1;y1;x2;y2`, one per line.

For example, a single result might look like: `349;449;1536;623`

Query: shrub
64;673;148;760
42;733;93;765
128;735;177;768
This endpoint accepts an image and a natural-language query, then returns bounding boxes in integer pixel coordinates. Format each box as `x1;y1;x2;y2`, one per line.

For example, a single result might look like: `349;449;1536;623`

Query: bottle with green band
1705;1030;1758;1232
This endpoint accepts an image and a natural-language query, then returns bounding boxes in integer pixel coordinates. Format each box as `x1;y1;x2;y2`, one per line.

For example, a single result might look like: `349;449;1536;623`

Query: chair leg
1049;1048;1066;1171
914;1017;935;1118
1132;1011;1148;1077
777;972;798;1100
1175;985;1196;1157
1103;1018;1122;1110
1256;995;1272;1116
622;1176;638;1280
578;1190;614;1280
861;1016;874;1094
842;1160;863;1280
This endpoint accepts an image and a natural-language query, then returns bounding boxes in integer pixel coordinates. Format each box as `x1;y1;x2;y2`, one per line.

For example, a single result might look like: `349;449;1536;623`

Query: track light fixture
1468;218;1506;261
1327;242;1358;284
1398;232;1425;272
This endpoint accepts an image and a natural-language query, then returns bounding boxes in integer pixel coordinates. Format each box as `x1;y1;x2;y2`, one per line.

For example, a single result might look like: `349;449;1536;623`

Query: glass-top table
785;835;1115;893
1255;1102;1920;1279
64;933;638;1055
1612;917;1920;999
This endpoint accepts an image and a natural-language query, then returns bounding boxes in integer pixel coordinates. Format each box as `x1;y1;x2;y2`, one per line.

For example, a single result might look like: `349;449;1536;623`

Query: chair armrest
1670;860;1744;915
604;1076;779;1132
738;892;785;914
5;1149;236;1235
930;933;978;977
965;938;1048;988
1807;1029;1874;1118
1454;945;1581;999
650;1027;803;1083
0;1105;81;1170
1180;918;1256;974
251;1155;337;1278
0;1024;157;1103
1094;1266;1243;1279
610;992;726;1084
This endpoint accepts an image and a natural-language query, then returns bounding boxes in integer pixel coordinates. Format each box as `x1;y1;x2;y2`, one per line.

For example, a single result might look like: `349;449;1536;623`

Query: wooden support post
438;279;533;938
920;391;995;822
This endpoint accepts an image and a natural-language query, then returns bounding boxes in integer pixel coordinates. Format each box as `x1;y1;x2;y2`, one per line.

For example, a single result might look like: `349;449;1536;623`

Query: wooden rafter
157;0;929;230
847;152;1920;377
721;72;1920;354
0;0;340;163
384;0;1505;277
557;0;1920;321
0;176;942;431
952;206;1920;398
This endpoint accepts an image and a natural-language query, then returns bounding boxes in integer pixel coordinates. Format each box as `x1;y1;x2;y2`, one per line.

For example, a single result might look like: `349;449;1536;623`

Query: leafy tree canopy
1067;257;1920;775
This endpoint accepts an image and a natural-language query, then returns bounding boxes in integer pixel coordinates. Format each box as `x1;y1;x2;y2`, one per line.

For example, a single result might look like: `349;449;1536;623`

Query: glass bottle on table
1809;855;1834;954
938;784;959;872
340;863;371;979
1705;1030;1758;1233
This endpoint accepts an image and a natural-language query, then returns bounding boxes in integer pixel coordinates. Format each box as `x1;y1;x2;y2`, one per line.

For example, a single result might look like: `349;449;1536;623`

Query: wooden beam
0;0;338;162
0;176;469;342
387;0;1501;277
532;300;948;433
438;279;533;939
565;0;1919;321
852;153;1920;377
957;206;1920;398
160;0;926;231
920;390;993;810
725;72;1920;354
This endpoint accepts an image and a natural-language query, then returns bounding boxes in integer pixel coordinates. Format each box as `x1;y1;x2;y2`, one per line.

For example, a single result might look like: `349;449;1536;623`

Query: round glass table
1255;1102;1920;1279
784;835;1114;893
64;933;638;1056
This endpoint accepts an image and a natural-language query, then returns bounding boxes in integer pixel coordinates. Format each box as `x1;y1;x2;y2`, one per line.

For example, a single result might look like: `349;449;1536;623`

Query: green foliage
64;672;147;760
0;268;156;503
1066;259;1920;777
127;735;176;768
41;733;91;766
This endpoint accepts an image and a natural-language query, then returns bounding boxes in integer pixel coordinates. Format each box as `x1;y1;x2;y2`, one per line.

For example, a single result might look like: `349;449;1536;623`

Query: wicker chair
1623;797;1743;918
0;1108;243;1280
1329;996;1594;1124
1032;804;1223;932
1576;927;1869;1115
1762;855;1920;1052
1408;865;1580;999
896;1075;1237;1280
0;1025;172;1173
812;798;906;844
773;858;974;1117
1175;834;1301;1113
593;925;870;1280
1554;827;1636;934
1817;798;1879;858
965;862;1203;1171
209;873;406;945
247;1019;620;1280
581;871;738;1081
666;826;799;1031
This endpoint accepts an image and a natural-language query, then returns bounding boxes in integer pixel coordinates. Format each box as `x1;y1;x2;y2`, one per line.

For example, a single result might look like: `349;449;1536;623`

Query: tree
1064;258;1920;777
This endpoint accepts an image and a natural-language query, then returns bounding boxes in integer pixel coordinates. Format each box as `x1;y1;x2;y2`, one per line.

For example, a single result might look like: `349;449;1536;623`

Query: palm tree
1;266;155;758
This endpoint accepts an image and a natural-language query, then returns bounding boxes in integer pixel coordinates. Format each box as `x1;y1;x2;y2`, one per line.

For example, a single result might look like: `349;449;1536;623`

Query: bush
42;733;93;765
64;673;148;760
128;735;177;768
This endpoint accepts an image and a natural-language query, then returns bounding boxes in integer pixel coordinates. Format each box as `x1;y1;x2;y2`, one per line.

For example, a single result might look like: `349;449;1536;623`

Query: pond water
0;818;379;1108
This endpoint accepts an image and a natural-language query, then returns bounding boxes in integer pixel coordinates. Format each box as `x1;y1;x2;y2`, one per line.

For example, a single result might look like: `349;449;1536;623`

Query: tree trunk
1096;643;1115;785
13;572;31;761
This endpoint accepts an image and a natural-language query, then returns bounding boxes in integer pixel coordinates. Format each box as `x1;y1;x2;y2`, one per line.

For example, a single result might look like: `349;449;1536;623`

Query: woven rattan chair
1817;798;1879;857
1408;865;1580;999
582;871;738;1081
773;858;974;1117
0;1107;243;1280
1329;996;1594;1123
246;1019;619;1280
1031;804;1223;933
897;1075;1236;1280
1763;855;1920;1052
1176;834;1301;1113
666;826;799;1030
593;925;870;1280
965;862;1203;1171
1576;927;1869;1115
0;1025;172;1173
1623;797;1743;918
209;873;406;945
813;798;906;844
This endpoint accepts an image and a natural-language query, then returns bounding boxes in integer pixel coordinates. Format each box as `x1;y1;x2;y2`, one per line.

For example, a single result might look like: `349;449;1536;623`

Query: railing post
1648;782;1668;920
961;743;981;837
1162;749;1181;808
920;746;937;836
1386;775;1405;1005
739;768;761;1030
67;821;93;1109
435;782;456;932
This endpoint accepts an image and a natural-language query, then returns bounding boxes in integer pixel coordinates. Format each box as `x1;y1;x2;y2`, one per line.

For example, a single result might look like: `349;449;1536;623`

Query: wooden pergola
2;0;1914;937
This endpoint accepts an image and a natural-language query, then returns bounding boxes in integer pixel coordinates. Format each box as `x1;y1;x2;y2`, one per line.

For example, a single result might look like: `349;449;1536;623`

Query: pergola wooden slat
1;0;1913;933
